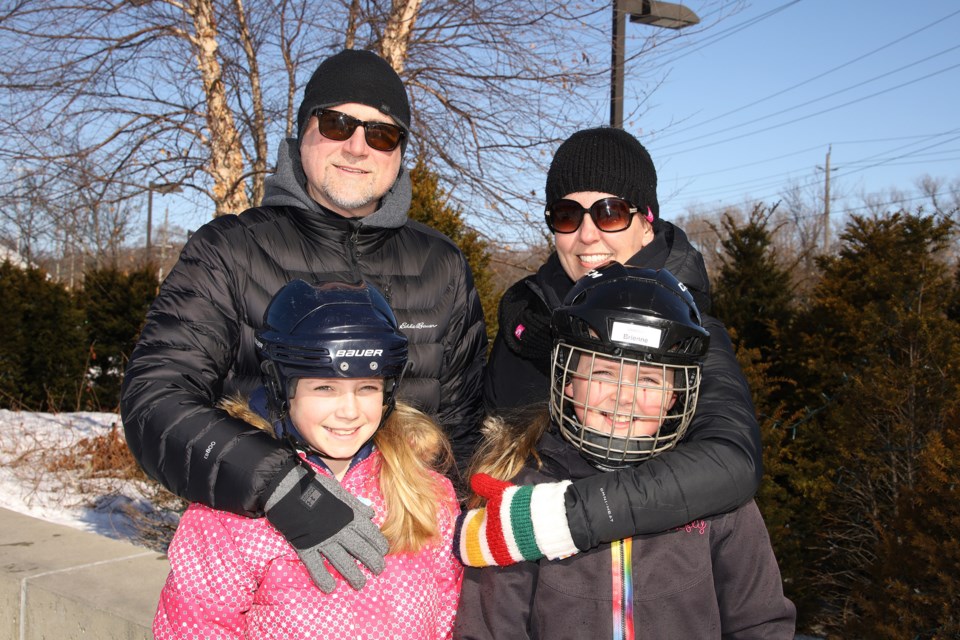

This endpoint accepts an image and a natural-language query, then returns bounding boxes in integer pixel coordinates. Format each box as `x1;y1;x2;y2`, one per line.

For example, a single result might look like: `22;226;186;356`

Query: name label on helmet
611;321;661;347
335;349;383;357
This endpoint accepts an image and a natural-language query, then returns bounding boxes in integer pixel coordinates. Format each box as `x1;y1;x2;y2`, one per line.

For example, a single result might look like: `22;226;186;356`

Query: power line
652;7;960;144
677;131;960;183
645;1;805;69
633;4;960;229
837;133;960;179
657;61;960;156
663;129;959;204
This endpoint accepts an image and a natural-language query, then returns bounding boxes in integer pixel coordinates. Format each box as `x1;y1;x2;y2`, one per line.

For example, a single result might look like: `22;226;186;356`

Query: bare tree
0;0;740;250
916;173;960;216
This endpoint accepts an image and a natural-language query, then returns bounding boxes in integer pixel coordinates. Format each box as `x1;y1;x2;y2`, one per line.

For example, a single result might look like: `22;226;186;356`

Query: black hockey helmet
550;263;710;469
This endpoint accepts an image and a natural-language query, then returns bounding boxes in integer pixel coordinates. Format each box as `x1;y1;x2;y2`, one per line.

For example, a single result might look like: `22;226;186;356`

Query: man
121;49;486;592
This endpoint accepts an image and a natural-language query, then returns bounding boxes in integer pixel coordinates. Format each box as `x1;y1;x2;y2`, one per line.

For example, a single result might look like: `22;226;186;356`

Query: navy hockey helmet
255;279;408;413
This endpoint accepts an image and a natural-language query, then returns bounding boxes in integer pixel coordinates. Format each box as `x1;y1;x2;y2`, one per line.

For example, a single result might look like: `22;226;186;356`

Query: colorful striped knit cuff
528;480;576;560
454;480;577;567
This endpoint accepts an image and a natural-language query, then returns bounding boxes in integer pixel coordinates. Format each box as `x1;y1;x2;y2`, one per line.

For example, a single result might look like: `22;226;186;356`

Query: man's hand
453;473;578;567
265;462;389;593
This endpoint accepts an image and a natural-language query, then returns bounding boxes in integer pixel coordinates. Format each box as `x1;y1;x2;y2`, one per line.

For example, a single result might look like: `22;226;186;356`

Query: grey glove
264;461;389;593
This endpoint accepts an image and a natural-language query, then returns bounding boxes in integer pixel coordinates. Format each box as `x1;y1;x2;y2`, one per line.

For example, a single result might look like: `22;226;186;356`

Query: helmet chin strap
280;430;375;465
380;360;412;424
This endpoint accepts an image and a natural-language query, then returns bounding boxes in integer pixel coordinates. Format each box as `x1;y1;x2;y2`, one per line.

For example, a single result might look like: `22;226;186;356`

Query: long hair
219;396;454;554
374;402;454;553
464;405;551;509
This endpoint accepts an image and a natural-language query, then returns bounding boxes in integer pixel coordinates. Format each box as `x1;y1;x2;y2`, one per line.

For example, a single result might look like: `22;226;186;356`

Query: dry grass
47;424;147;479
1;419;185;552
45;425;187;551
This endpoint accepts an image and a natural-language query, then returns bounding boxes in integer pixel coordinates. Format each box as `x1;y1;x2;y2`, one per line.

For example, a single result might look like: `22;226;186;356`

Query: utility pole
146;182;182;263
823;145;831;253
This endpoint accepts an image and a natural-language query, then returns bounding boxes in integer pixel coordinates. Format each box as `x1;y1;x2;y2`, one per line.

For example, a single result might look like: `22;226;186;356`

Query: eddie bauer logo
400;322;439;330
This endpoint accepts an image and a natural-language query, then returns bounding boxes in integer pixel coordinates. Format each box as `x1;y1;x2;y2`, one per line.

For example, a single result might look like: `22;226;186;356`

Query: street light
146;181;182;262
611;0;700;128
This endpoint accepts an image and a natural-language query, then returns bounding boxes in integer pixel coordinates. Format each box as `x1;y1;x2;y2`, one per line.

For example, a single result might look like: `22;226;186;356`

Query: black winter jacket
121;144;486;516
482;221;763;549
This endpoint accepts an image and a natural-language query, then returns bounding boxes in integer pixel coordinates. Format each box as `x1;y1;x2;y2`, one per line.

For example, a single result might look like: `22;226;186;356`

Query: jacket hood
262;137;411;229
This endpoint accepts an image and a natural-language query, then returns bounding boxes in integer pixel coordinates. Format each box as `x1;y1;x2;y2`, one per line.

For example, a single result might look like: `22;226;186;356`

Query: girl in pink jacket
154;279;462;639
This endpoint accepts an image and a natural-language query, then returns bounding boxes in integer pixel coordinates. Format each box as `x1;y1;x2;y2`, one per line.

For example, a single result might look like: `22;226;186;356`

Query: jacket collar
536;426;604;481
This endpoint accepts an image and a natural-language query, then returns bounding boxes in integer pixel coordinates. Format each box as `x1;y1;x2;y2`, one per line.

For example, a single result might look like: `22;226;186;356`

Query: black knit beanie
296;49;411;147
545;127;659;220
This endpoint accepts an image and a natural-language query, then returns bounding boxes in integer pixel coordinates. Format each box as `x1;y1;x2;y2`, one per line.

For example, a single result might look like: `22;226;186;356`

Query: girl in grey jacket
455;264;795;639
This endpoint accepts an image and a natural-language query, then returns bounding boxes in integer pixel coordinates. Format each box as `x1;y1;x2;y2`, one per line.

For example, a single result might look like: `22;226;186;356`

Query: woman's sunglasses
314;109;406;152
545;197;642;234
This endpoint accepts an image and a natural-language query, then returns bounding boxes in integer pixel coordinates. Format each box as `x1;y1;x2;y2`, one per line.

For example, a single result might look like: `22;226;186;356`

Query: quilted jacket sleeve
482;277;554;413
482;327;548;413
120;221;293;515
153;505;257;640
564;315;763;549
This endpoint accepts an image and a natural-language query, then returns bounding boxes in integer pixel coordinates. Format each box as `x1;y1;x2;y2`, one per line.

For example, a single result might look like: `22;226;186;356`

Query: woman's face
564;353;676;438
553;191;654;281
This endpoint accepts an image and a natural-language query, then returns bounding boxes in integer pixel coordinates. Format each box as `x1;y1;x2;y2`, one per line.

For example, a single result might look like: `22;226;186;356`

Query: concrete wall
0;507;168;639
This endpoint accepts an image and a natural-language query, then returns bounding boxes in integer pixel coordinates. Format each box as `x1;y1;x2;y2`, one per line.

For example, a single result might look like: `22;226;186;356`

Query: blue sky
633;0;960;220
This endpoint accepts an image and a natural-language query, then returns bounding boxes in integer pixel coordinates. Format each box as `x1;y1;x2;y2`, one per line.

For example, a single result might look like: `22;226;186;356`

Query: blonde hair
220;396;454;554
464;406;551;509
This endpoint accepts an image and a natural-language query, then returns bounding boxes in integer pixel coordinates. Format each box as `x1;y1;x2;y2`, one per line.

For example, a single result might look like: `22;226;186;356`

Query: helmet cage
550;342;702;470
549;264;710;470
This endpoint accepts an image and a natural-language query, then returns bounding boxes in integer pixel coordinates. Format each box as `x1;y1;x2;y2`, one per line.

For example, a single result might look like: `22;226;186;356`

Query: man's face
299;102;403;218
554;191;654;281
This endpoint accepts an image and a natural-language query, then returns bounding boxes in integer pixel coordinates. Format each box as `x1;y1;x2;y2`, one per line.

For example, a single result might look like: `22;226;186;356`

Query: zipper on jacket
611;538;635;640
347;222;363;281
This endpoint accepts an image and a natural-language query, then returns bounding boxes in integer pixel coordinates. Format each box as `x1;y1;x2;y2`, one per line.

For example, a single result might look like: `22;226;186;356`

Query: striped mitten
454;473;579;567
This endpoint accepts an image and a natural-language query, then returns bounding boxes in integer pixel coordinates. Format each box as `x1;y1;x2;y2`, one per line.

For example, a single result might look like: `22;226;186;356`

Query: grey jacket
454;429;796;639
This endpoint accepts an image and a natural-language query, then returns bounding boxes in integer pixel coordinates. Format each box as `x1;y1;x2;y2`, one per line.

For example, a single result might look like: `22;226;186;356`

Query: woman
464;127;762;564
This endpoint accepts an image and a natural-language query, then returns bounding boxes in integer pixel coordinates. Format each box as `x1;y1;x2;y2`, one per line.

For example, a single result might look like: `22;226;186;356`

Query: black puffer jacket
121;141;486;516
483;221;762;549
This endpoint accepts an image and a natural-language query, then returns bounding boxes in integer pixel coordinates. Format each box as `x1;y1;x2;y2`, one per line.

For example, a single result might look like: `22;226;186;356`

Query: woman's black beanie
545;127;659;220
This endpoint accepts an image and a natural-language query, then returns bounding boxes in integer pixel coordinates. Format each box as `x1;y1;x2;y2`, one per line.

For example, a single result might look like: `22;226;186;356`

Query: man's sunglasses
544;197;641;234
314;109;406;152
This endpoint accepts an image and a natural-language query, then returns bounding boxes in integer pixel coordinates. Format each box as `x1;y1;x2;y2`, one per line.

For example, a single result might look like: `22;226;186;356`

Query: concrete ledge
0;506;168;639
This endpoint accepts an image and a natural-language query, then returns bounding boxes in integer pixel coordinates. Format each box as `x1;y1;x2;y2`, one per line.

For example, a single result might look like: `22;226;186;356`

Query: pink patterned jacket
154;452;462;639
